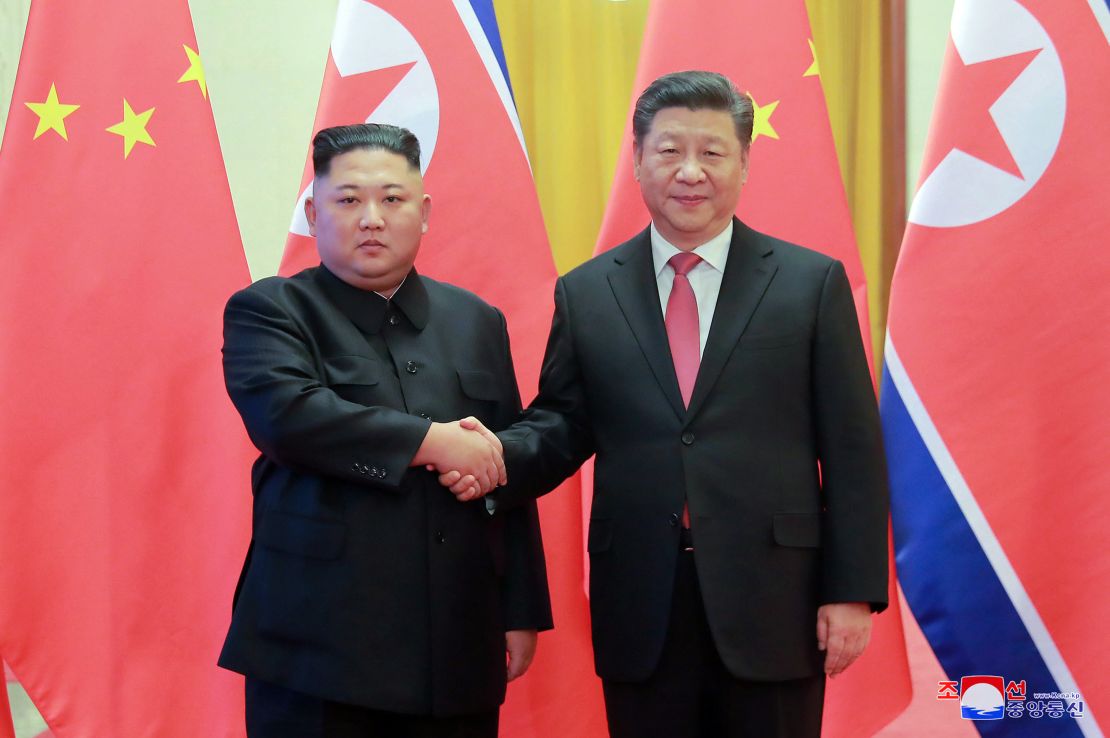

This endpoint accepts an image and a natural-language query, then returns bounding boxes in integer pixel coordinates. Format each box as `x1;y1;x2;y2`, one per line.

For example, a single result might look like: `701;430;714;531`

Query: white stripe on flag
1087;0;1110;43
885;335;1102;737
450;0;532;170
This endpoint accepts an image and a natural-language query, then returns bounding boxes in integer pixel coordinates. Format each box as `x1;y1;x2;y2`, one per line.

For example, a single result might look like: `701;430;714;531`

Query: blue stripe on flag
881;365;1086;737
467;0;514;99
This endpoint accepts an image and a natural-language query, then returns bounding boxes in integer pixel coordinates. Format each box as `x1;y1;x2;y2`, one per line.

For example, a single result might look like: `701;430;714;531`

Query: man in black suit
218;123;552;738
445;70;889;737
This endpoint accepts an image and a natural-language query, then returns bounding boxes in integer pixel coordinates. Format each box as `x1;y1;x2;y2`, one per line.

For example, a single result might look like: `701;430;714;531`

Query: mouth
671;195;708;206
357;239;386;251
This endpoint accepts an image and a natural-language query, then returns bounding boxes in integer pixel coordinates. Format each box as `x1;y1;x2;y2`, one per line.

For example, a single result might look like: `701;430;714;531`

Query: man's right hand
434;417;505;499
411;418;505;500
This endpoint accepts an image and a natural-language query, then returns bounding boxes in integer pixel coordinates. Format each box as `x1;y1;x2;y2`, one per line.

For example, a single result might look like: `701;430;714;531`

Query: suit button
669;513;680;527
435;531;446;544
370;466;380;476
406;360;418;374
681;432;695;446
388;314;399;326
352;463;360;472
377;468;387;479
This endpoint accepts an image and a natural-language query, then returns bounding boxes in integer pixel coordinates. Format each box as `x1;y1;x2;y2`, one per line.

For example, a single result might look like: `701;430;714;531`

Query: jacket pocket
322;354;380;386
772;512;821;548
740;331;808;349
457;369;499;401
257;510;346;560
587;518;613;553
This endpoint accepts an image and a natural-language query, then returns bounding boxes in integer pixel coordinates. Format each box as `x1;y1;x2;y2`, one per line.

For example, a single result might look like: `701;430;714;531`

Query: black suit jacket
499;219;888;682
218;266;552;716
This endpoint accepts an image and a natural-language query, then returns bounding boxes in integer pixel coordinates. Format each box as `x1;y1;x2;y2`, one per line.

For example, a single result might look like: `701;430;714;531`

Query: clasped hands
412;416;503;502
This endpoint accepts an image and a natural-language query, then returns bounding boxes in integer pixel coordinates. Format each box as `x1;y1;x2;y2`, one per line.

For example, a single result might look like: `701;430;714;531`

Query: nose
360;203;385;230
675;156;706;183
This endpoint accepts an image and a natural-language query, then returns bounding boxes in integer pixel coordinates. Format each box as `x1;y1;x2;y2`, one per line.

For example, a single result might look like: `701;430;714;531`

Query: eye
338;196;357;204
384;195;402;203
704;150;722;157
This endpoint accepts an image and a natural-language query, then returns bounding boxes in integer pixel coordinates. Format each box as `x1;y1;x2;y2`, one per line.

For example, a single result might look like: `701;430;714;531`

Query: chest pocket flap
457;369;499;401
323;355;380;386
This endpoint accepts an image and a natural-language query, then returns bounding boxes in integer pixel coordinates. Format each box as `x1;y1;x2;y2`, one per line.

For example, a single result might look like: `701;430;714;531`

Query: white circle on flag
908;0;1065;228
290;0;439;237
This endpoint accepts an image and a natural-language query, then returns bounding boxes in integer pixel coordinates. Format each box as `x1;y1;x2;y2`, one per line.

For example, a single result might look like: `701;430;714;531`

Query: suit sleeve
222;286;431;489
490;309;554;631
496;277;596;509
811;260;890;611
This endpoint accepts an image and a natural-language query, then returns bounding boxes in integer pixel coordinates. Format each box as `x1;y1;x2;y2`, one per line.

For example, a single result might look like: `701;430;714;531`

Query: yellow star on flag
747;92;780;143
24;83;80;141
177;44;207;99
106;99;156;158
804;39;820;77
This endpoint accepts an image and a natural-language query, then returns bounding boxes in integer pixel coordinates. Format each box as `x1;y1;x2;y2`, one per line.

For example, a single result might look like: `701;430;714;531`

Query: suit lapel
686;220;777;421
607;231;687;421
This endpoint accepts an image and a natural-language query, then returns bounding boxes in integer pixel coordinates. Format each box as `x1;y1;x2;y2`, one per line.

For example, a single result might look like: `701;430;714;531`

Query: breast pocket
322;355;382;405
457;369;500;401
739;331;809;350
323;355;381;387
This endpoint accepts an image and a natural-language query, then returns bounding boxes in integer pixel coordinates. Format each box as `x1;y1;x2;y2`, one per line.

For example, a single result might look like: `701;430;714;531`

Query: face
633;107;749;251
305;147;431;294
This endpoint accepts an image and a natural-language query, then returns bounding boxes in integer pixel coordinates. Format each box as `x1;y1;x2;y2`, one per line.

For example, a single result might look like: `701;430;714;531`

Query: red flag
595;2;911;736
1;663;14;738
278;2;606;735
884;0;1110;731
0;1;253;736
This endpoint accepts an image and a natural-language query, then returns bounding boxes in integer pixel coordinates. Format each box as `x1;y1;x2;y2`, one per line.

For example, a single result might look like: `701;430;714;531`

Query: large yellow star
24;83;80;141
106;99;156;158
177;44;207;99
747;92;780;143
804;39;820;78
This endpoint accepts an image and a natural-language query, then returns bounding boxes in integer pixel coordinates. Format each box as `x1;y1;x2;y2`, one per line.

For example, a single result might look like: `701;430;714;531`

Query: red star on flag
314;53;416;132
919;39;1040;182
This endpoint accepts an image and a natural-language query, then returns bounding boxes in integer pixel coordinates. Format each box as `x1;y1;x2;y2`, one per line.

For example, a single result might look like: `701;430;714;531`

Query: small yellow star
177;44;207;99
106;99;156;158
747;92;780;143
804;39;820;78
24;83;80;141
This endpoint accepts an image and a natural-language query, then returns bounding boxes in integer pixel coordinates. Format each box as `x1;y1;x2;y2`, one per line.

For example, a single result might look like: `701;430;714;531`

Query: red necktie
665;252;702;532
665;252;703;408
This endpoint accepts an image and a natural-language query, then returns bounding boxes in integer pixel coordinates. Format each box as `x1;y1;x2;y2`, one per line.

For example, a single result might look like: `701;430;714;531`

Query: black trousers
602;540;825;738
245;678;499;738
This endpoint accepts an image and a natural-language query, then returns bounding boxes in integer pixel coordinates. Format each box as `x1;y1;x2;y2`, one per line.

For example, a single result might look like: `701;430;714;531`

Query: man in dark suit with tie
218;123;552;738
445;70;889;737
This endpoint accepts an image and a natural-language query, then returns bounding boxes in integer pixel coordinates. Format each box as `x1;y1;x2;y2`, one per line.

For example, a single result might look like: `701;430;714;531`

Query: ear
633;144;643;182
304;196;317;236
420;193;432;234
739;145;751;185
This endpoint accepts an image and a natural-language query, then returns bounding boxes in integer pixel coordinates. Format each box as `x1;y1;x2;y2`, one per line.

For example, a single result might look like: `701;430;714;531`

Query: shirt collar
315;265;429;334
650;220;733;277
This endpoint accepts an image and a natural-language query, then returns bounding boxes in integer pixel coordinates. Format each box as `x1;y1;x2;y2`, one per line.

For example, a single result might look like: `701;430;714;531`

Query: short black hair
311;123;422;177
632;70;754;149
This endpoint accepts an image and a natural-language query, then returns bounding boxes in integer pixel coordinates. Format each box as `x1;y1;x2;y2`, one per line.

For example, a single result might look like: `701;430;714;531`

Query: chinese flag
0;0;253;736
278;2;605;736
595;2;911;736
884;0;1109;732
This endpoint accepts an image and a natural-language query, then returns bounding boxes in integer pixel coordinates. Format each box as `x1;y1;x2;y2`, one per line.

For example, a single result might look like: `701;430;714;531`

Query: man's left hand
816;602;872;677
505;629;537;681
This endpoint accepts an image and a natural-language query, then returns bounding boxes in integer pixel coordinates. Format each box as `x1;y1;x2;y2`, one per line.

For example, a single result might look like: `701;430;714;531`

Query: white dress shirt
650;221;733;357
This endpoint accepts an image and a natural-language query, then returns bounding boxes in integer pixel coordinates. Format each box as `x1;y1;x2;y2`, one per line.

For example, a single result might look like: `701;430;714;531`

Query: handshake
412;416;504;502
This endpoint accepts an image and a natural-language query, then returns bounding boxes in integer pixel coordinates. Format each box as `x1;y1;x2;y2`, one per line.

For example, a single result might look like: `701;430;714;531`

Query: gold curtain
495;0;899;357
